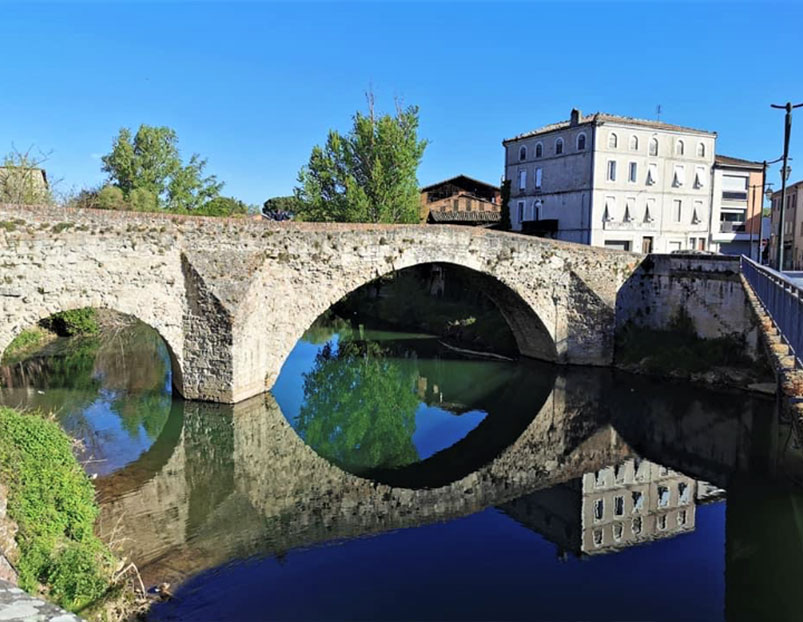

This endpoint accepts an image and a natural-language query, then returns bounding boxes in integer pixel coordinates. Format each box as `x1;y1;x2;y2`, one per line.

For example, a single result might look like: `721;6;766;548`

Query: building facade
709;156;765;259
503;109;716;253
769;181;803;270
419;175;501;226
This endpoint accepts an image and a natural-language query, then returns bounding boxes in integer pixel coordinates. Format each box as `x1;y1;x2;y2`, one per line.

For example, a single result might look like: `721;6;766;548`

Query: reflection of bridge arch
362;362;558;488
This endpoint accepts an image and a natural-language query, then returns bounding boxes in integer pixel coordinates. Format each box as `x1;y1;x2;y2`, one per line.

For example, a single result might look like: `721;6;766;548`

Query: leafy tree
498;179;511;231
262;195;301;217
196;196;249;217
295;93;428;223
101;124;223;211
296;340;420;472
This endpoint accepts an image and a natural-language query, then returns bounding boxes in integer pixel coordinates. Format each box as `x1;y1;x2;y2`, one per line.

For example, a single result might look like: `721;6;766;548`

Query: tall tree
295;93;428;223
498;179;512;231
101;124;222;211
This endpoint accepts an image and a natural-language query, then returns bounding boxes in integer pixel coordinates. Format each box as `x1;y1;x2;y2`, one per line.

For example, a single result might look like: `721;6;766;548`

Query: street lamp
772;101;803;271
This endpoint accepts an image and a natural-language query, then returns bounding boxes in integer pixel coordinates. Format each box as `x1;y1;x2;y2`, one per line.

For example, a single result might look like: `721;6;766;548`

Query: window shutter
535;168;542;189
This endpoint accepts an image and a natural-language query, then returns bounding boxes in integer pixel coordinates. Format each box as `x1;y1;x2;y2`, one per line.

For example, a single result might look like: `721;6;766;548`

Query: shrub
0;407;114;611
40;308;99;337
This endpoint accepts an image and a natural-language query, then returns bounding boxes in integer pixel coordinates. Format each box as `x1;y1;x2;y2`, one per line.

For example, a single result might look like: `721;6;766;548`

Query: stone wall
615;253;763;360
0;204;642;403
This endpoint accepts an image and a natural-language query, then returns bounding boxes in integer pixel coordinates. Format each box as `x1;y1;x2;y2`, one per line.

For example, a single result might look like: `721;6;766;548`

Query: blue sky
2;1;802;206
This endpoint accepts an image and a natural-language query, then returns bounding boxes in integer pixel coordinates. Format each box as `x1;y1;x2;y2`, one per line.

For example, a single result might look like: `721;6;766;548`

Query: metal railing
741;255;803;368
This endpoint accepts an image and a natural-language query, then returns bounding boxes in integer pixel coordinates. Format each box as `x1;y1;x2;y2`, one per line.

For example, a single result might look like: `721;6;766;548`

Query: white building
503;109;716;253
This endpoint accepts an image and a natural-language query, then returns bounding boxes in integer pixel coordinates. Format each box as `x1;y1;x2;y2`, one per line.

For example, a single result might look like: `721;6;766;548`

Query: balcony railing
720;222;746;233
741;256;803;368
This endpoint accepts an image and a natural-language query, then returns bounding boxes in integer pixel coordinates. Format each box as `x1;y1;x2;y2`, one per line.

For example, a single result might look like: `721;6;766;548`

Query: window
577;133;586;151
649;137;659;156
594;470;605;487
465;198;473;211
614;496;624;516
535;142;543;158
555;138;564;155
604;240;632;251
535;168;543;189
678;509;688;526
722;175;748;200
594;498;604;521
519;146;527;161
629;162;637;183
692;201;702;224
613;523;623;541
452;199;458;212
657;486;670;507
697;142;705;158
632;491;644;512
646;163;658;185
517;201;524;223
642;236;654;253
689;237;697;249
673;165;685;187
629;135;638;151
676;139;685;156
533;200;541;221
614;464;625;484
632;516;643;535
518;170;527;190
645;199;655;223
678;482;690;504
608;132;618;149
673;200;682;223
593;529;603;546
624;198;634;222
603;196;616;221
607;160;617;181
694;166;706;189
657;514;667;530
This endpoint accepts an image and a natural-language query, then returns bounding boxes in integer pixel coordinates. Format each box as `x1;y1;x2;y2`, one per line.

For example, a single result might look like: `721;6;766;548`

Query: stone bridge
0;204;641;403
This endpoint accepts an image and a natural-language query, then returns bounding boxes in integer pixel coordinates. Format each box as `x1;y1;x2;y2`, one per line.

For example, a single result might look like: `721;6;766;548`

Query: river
1;316;801;621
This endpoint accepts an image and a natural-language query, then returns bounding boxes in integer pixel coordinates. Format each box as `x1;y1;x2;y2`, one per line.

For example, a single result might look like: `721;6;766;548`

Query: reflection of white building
502;458;715;557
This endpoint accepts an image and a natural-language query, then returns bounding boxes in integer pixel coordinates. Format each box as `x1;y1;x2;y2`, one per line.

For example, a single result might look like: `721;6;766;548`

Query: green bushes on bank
0;407;114;612
40;308;99;337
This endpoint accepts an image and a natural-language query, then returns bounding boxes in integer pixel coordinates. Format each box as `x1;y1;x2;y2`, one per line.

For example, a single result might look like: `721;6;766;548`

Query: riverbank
0;407;147;621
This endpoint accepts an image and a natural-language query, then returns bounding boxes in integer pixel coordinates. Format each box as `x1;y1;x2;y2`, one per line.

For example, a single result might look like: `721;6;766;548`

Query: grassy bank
0;407;120;615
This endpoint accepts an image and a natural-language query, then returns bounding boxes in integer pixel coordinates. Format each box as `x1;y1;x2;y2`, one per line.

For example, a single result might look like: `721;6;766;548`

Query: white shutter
519;170;527;190
695;167;706;189
647;163;658;185
535;168;542;189
673;165;685;187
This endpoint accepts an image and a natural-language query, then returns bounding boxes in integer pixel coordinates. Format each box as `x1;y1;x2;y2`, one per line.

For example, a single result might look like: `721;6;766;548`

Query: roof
771;180;803;197
420;174;499;193
714;154;764;169
503;112;715;144
427;210;501;224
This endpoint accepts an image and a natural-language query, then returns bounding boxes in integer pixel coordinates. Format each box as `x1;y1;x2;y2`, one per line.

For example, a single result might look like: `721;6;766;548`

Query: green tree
295;94;428;223
101;124;223;211
262;195;301;216
498;179;511;231
296;340;420;472
196;196;249;217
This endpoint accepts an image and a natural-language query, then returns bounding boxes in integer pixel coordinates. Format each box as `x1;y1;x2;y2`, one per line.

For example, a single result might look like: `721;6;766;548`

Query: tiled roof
503;112;715;144
715;154;764;168
428;210;500;223
420;174;499;193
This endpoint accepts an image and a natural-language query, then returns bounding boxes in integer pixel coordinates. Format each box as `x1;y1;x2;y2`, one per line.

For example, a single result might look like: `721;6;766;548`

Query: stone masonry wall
0;204;642;403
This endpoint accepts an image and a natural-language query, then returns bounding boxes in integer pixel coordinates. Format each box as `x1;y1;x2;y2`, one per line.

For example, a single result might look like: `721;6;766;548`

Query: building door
641;237;654;253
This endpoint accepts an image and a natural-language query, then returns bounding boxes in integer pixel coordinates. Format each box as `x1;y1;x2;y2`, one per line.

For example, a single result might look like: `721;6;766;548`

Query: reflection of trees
296;340;420;472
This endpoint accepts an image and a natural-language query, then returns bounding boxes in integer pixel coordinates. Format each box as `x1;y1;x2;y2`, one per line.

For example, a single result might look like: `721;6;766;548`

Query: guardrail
741;255;803;368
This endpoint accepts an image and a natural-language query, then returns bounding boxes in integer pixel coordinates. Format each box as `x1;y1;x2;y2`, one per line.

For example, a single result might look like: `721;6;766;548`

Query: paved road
0;581;81;622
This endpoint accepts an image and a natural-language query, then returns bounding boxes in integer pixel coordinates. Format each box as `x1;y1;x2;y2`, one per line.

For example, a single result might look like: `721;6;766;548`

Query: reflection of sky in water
60;389;156;476
273;330;490;464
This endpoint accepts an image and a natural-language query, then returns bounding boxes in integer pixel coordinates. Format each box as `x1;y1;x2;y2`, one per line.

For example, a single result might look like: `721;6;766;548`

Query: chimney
570;108;581;126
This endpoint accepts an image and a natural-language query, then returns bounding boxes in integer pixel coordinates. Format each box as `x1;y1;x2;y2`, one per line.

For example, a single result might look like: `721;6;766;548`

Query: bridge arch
233;254;563;400
0;300;186;397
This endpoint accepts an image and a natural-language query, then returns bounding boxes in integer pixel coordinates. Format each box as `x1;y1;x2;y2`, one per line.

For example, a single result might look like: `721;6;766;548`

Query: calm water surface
1;318;802;622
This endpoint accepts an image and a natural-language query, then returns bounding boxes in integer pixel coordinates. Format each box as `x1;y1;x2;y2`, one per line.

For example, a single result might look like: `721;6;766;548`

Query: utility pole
772;101;803;271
